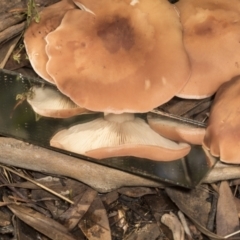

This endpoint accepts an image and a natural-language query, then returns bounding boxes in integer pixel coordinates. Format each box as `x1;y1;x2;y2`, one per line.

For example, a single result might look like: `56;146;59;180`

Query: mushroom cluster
24;0;240;163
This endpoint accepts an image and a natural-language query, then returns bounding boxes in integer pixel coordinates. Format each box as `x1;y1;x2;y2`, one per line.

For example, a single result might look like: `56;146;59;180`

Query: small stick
178;211;192;240
0;164;74;204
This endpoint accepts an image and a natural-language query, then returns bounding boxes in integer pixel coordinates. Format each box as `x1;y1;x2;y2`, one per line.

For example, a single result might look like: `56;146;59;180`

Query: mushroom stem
104;113;135;123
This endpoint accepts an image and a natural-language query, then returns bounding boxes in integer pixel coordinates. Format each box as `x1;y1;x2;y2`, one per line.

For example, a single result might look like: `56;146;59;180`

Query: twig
0;22;25;45
178;211;192;240
0;164;74;204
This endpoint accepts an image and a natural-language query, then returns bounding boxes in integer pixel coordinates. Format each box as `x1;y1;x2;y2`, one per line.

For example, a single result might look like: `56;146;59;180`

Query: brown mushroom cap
24;0;76;83
147;112;206;145
45;0;191;113
203;76;240;163
50;113;191;161
27;85;91;118
176;0;240;99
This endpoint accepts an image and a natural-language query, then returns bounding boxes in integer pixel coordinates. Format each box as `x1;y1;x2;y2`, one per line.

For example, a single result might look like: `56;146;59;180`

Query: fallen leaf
4;195;75;240
166;186;211;227
216;181;240;237
165;186;226;239
161;212;184;240
79;196;111;240
60;188;98;230
125;223;161;240
117;187;156;198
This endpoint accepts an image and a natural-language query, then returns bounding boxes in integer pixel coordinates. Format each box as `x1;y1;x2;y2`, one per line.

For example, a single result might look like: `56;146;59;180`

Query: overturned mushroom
50;113;191;161
45;0;191;113
176;0;240;99
27;85;91;118
24;0;76;83
203;76;240;164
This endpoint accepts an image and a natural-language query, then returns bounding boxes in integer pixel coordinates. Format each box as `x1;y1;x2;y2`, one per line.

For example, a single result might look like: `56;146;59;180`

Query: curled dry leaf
161;212;184;240
178;211;193;240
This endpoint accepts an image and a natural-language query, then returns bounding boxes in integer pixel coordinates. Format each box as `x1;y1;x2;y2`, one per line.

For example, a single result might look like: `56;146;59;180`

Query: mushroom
24;0;76;83
175;0;240;99
27;85;91;118
147;111;206;145
25;0;192;162
50;113;191;161
45;0;191;113
203;76;240;164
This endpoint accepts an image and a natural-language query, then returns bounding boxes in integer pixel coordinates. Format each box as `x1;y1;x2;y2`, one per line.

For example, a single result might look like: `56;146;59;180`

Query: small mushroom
147;112;206;145
27;85;91;118
45;0;191;113
175;0;240;99
50;113;191;161
203;76;240;163
24;0;76;83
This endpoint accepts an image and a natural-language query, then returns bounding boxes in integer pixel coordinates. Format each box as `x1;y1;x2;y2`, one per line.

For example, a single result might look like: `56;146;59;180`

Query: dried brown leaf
60;188;98;231
117;187;156;198
31;178;88;200
0;22;25;45
144;192;176;239
101;190;119;206
0;35;20;69
125;223;161;240
79;196;111;240
161;212;184;240
3;195;75;240
166;186;211;227
165;186;227;239
216;181;240;237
